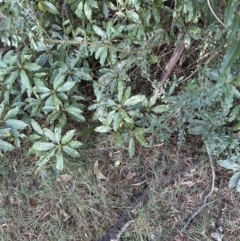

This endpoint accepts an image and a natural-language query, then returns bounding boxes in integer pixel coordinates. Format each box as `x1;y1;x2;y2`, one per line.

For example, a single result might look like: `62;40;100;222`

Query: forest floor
1;131;240;241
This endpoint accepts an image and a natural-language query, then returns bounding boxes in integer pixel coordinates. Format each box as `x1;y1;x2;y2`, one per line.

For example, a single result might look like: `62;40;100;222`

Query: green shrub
0;0;240;190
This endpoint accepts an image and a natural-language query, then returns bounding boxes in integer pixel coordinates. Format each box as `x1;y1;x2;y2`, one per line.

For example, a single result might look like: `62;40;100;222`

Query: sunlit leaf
23;63;41;71
3;107;19;121
36;148;56;166
128;137;135;158
229;172;240;188
126;10;141;23
92;25;105;38
218;159;240;171
5;119;27;130
124;95;145;106
224;0;239;27
33;142;56;151
94;160;107;180
95;126;112;133
41;1;59;15
43;128;58;143
62;145;80;157
84;1;92;21
57;80;75;92
61;130;75;144
221;41;240;71
0;140;15;152
20;70;32;97
56;150;64;170
151;105;170;113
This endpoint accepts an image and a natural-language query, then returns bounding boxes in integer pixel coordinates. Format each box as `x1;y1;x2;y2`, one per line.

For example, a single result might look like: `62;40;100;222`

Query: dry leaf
94;160;108;180
29;197;37;207
56;174;72;182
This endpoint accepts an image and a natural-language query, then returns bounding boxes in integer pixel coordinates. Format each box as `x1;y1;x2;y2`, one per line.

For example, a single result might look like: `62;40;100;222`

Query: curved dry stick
181;150;216;231
206;0;225;27
158;40;185;85
97;186;150;241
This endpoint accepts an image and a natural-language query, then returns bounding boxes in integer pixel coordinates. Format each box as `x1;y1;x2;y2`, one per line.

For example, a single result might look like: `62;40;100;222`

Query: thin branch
181;148;216;231
97;186;151;241
158;40;185;85
44;38;170;54
207;0;225;27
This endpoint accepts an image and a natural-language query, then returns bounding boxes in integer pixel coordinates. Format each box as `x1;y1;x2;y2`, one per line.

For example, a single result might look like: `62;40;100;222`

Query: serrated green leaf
36;147;56;166
232;122;240;131
27;134;42;141
36;86;51;93
224;0;239;27
113;131;124;147
118;80;124;102
229;172;240;188
54;127;62;143
20;70;32;97
151;104;170;113
41;1;59;15
46;111;61;124
107;110;116;125
23;62;41;71
0;103;4;119
135;132;148;147
229;104;240;122
227;14;240;45
149;93;158;107
67;140;82;148
66;107;85;122
95;47;108;66
124;95;145;106
95;126;112;133
53;73;65;90
56;150;64;170
113;111;122;131
84;1;92;21
126;10;141;23
61;130;75;145
62;145;80;157
128;137;135;158
152;6;160;23
236;180;240;192
217;159;240;171
0;128;11;135
32;142;56;151
75;1;84;18
43;128;58;143
57;80;75;92
119;109;133;123
103;2;109;17
5;119;27;130
221;41;240;71
122;87;132;103
92;25;105;38
3;107;19;121
0;139;15;151
5;70;19;87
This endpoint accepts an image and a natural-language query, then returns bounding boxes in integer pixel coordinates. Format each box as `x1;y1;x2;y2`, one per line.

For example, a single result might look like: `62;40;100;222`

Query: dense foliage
0;0;240;190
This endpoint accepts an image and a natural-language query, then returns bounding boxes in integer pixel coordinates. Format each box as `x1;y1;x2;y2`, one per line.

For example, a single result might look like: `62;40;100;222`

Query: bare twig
207;0;225;27
181;148;216;231
158;40;185;85
97;186;151;241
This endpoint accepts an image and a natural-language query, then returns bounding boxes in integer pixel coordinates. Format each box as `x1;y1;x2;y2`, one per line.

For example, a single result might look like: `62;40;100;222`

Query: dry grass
0;134;240;241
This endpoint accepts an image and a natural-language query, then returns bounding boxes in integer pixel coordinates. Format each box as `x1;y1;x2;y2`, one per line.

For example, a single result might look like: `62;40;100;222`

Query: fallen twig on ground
181;149;216;232
97;186;151;241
